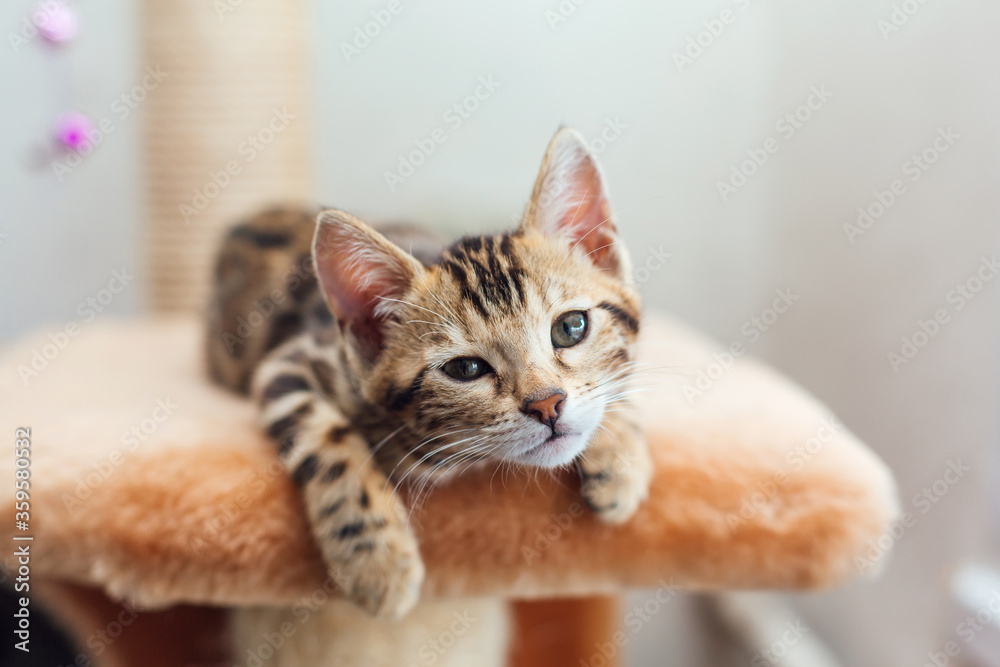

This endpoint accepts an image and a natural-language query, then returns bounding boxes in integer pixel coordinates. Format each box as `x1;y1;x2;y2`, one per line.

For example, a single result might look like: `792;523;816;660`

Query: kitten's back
205;206;447;393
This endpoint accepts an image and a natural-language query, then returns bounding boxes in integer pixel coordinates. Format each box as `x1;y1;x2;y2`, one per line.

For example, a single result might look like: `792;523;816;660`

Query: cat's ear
313;209;425;360
520;127;628;277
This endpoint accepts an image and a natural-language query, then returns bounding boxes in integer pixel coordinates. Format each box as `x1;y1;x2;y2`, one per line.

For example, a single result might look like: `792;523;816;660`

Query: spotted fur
205;128;651;618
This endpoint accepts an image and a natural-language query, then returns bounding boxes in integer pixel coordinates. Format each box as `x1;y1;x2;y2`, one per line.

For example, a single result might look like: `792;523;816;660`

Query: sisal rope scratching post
141;0;313;314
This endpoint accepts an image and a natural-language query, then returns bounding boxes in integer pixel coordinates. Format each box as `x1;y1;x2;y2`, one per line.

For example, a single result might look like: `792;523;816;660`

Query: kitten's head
314;128;640;471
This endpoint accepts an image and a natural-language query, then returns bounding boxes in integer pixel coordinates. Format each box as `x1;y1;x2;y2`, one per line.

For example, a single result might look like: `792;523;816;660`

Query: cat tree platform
0;312;897;666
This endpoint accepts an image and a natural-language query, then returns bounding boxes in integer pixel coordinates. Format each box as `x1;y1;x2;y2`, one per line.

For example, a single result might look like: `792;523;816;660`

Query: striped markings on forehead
417;232;634;328
437;233;527;321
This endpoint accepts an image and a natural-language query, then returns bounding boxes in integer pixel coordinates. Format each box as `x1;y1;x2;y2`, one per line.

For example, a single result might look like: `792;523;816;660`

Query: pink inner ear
552;155;619;272
314;221;410;360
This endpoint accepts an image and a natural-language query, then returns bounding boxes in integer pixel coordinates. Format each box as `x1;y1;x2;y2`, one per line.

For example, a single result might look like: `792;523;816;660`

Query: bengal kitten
206;128;651;618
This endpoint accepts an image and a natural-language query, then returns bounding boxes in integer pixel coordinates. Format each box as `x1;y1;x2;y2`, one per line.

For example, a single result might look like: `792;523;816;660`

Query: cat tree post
142;0;313;314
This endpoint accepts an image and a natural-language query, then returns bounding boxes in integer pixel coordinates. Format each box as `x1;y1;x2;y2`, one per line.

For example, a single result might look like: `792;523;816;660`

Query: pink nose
522;389;566;428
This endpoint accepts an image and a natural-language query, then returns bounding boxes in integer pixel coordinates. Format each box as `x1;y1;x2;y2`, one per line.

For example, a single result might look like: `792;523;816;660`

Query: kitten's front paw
341;521;424;619
577;432;652;524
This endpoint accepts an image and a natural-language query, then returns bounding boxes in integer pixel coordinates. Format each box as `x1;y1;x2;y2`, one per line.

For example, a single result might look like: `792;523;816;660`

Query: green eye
552;311;588;348
442;357;491;381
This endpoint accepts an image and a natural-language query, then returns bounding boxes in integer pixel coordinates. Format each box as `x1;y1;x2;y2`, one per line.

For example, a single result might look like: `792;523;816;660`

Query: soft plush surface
0;314;898;608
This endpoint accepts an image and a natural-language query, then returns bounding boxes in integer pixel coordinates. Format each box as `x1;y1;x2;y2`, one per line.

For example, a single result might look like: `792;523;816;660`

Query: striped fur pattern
205;129;651;618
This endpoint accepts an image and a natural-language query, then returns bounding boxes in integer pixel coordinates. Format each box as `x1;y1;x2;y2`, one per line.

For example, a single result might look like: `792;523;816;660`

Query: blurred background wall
0;0;143;341
2;0;998;665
